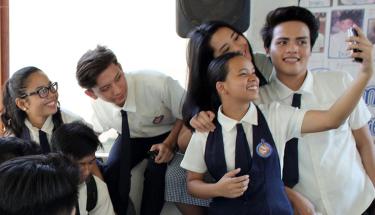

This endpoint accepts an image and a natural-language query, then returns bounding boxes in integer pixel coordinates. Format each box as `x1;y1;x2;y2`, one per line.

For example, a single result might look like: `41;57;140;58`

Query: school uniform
164;52;274;208
78;175;116;215
181;102;306;215
91;70;185;215
22;108;83;146
258;71;375;215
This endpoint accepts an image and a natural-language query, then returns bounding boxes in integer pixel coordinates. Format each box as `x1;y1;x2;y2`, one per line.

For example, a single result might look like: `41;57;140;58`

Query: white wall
10;0;188;123
247;0;297;53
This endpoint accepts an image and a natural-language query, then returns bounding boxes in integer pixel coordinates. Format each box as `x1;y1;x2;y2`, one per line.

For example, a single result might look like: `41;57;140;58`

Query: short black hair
339;10;355;21
261;6;319;49
51;121;102;160
0;137;41;164
0;153;79;215
76;45;121;89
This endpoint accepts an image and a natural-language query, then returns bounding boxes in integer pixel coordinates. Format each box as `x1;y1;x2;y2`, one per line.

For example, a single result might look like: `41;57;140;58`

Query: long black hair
182;21;266;129
1;66;63;137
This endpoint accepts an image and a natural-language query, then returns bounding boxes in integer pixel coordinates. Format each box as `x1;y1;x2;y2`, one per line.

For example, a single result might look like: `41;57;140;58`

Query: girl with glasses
1;66;81;150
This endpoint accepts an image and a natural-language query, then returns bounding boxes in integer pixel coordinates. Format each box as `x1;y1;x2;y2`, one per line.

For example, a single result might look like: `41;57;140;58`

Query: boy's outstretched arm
302;26;373;133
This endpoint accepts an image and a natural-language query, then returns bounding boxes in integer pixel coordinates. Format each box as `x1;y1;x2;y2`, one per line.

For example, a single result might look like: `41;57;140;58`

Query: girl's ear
15;98;28;112
84;89;98;99
216;82;226;95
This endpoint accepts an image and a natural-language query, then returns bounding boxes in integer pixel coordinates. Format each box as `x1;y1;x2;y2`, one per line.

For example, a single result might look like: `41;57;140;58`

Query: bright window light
10;0;188;123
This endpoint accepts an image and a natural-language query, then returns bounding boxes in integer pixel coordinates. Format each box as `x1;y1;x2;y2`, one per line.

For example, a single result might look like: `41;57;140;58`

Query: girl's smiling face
219;55;259;103
18;71;59;121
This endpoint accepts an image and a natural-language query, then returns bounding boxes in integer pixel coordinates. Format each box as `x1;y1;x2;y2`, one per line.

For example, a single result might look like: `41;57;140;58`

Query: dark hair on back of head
76;45;121;89
339;10;355;21
0;153;79;215
0;137;41;164
261;6;319;49
51;121;102;160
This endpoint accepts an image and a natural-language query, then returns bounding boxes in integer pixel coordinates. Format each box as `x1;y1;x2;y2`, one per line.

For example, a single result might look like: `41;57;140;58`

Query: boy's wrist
163;140;177;151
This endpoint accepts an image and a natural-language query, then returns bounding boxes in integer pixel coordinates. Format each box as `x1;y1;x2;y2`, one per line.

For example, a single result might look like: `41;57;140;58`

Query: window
10;0;188;122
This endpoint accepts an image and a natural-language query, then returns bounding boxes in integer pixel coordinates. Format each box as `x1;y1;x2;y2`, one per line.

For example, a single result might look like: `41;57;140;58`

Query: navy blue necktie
235;123;252;176
121;110;131;162
282;93;301;188
119;110;131;213
39;130;50;153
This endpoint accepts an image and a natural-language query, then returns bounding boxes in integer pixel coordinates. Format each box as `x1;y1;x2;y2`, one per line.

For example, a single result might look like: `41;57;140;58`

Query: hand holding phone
347;27;363;63
147;150;159;160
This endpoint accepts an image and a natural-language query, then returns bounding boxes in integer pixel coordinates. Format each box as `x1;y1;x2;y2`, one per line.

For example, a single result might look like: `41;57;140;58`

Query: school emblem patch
153;115;164;124
256;139;272;158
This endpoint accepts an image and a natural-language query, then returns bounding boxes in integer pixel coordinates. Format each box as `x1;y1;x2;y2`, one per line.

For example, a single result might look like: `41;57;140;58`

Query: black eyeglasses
22;82;58;98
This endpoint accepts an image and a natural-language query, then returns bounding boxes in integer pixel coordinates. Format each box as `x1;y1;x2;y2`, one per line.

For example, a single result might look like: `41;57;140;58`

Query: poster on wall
338;0;375;5
313;12;327;53
300;0;333;7
328;9;364;59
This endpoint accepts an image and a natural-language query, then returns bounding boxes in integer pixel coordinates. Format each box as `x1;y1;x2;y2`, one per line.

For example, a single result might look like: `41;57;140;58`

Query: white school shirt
78;175;116;215
91;70;185;137
181;102;306;175
24;108;83;146
258;71;375;215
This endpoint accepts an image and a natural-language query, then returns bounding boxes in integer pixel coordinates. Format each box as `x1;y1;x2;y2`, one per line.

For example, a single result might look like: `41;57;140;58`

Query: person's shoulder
311;70;353;84
128;70;167;80
311;70;347;77
92;175;107;190
130;70;171;87
257;102;296;117
90;97;118;111
92;175;106;186
60;108;84;123
257;101;281;111
188;130;210;148
192;130;209;139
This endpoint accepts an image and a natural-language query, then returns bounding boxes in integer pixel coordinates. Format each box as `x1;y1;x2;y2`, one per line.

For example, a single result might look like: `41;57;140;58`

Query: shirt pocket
138;106;175;127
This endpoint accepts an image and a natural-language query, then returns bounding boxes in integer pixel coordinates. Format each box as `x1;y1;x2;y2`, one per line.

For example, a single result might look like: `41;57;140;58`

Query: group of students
0;5;374;215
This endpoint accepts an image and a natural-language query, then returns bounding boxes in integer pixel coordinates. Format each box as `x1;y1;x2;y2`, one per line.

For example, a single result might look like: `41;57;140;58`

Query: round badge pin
256;139;272;158
153;115;164;124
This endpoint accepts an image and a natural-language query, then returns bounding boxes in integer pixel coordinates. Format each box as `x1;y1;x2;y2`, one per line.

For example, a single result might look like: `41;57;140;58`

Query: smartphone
347;27;363;63
147;150;159;160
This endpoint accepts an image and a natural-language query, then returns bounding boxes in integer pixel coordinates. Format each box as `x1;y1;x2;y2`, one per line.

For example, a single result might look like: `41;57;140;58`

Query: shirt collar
122;74;136;113
217;102;258;132
269;70;314;99
25;115;53;133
